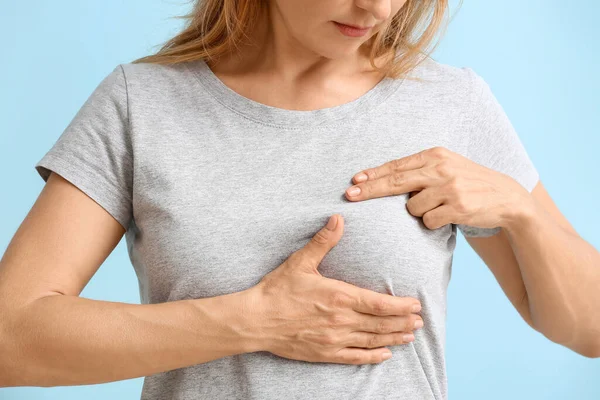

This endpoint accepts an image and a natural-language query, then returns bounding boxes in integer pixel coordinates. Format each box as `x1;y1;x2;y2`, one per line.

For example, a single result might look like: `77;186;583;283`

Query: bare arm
466;180;600;358
0;172;259;387
1;288;257;387
1;173;423;387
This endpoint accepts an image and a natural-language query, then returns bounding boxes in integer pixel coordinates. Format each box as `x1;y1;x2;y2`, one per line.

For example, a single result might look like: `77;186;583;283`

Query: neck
209;3;393;86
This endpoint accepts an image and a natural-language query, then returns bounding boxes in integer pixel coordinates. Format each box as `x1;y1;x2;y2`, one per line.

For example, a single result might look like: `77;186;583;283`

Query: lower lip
333;21;371;37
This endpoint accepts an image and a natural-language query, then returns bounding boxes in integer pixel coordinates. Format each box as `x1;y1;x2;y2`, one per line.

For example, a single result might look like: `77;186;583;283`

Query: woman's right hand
245;214;424;365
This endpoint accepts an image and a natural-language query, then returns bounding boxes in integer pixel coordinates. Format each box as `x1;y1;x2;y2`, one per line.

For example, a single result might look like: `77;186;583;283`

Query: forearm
502;202;600;356
1;289;259;387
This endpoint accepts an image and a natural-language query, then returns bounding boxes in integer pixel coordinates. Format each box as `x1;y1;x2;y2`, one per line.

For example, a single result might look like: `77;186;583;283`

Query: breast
129;113;460;303
131;152;457;304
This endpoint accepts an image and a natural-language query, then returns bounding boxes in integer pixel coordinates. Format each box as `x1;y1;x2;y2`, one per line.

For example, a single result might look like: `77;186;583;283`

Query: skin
344;147;600;357
221;0;600;357
0;0;427;388
207;0;408;111
1;0;596;389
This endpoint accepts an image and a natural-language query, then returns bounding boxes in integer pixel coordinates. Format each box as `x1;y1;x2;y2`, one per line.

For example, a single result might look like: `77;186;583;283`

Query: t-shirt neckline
186;58;401;129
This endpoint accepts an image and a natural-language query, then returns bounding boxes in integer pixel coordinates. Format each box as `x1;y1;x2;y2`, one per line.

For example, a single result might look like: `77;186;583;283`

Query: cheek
276;0;323;27
393;0;409;13
274;2;324;43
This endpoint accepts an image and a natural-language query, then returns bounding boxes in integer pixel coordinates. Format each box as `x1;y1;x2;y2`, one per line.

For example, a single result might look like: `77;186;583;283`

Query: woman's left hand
344;146;535;231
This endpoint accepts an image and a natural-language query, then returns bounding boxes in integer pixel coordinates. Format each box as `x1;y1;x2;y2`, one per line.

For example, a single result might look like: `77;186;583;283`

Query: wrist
193;287;266;356
500;193;539;235
224;286;269;354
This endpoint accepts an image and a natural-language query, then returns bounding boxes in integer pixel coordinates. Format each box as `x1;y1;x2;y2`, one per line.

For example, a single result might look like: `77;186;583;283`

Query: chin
308;41;366;60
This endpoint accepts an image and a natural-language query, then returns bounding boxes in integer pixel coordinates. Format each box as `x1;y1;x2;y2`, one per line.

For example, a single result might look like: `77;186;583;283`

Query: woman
1;0;598;399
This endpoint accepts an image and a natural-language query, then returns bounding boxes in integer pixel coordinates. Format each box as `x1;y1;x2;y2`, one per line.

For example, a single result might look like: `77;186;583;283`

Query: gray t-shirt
34;55;539;400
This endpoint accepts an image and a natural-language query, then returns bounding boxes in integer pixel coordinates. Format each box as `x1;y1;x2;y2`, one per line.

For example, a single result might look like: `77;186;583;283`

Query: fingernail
412;303;421;313
403;334;415;343
414;319;424;329
355;173;368;182
346;186;361;196
326;215;337;230
382;352;393;360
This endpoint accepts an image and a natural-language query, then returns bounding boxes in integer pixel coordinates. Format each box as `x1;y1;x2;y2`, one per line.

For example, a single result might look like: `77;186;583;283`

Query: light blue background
1;0;598;399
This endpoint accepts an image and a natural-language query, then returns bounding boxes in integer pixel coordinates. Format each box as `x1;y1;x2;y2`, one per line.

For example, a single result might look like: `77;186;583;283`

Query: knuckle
366;168;378;180
338;351;359;364
390;158;404;171
372;297;390;314
429;146;449;159
447;176;462;192
367;333;380;348
434;160;452;176
320;333;338;346
454;194;470;213
422;212;436;230
405;198;419;217
311;229;330;246
329;313;350;327
329;291;352;309
351;354;363;364
405;315;416;331
388;172;403;187
377;319;392;333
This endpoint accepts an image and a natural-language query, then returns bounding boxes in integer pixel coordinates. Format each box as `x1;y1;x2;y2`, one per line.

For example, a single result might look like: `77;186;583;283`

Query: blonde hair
132;0;460;79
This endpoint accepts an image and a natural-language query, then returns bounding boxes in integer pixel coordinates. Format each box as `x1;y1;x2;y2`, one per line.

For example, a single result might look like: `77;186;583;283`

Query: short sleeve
456;68;540;238
34;64;134;231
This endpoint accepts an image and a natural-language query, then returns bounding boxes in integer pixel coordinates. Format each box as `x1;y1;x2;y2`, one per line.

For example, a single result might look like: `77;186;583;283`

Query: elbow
0;294;65;388
531;303;600;358
542;326;600;359
576;338;600;359
0;301;35;388
534;317;600;358
582;350;600;359
0;312;19;387
569;317;600;359
544;335;600;359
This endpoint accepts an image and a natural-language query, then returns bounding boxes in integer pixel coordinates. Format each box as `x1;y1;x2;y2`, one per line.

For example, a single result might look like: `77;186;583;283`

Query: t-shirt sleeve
34;64;134;231
456;68;540;238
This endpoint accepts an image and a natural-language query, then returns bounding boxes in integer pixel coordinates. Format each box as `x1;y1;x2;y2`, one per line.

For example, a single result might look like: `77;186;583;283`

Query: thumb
294;214;344;274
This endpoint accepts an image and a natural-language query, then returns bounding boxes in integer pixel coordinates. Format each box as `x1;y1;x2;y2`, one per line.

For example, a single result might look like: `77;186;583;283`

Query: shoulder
399;55;484;103
119;59;193;79
118;60;201;90
405;55;478;85
114;59;205;101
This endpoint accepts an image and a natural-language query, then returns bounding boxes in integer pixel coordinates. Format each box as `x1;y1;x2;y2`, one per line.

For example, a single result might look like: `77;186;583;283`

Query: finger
351;149;430;184
405;186;444;217
345;170;434;201
353;313;423;334
332;347;394;365
346;286;421;316
293;214;344;272
345;330;416;349
422;204;455;231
